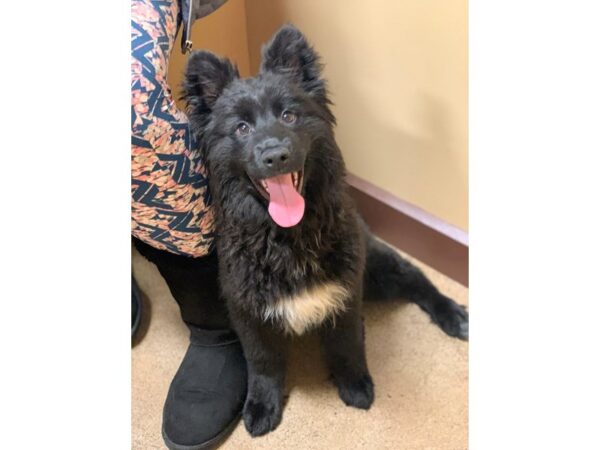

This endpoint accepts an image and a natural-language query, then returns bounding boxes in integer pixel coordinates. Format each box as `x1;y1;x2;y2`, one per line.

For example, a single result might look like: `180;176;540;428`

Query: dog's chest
263;282;349;335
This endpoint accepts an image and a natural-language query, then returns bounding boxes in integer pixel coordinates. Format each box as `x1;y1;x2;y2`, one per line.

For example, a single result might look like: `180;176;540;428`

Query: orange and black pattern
131;0;214;257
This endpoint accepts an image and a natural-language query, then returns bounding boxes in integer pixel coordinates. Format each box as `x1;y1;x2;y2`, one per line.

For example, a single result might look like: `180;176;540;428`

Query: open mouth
250;170;303;201
248;170;305;228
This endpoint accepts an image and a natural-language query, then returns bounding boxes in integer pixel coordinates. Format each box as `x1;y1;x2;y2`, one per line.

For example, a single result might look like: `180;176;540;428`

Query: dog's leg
230;315;287;437
321;299;374;409
363;232;468;340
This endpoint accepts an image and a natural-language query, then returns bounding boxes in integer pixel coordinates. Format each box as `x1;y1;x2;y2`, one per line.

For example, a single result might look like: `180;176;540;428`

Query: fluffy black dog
182;25;468;437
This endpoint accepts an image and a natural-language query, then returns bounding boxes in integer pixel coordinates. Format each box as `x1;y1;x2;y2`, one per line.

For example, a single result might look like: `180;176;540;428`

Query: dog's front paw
335;373;375;410
433;298;469;340
243;392;283;437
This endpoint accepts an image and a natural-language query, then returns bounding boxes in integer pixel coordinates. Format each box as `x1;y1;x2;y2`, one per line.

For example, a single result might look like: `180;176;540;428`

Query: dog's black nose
261;147;290;171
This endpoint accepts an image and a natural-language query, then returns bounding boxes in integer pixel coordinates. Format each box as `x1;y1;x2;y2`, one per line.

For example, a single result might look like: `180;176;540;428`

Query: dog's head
182;25;343;228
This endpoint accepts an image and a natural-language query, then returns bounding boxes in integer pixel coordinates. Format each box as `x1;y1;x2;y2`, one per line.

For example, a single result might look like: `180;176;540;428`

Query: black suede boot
162;326;247;449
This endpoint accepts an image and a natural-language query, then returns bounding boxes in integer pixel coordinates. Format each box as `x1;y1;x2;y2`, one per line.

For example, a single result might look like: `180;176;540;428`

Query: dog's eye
235;122;251;136
281;110;297;124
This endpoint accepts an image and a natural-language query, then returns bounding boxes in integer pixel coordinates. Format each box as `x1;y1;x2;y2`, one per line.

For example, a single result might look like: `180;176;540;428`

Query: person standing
131;1;246;448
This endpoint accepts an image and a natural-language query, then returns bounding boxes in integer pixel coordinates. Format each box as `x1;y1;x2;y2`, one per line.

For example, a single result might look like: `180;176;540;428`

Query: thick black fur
182;24;468;437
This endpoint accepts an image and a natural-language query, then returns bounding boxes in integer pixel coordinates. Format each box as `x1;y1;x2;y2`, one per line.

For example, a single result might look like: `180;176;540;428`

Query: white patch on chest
263;283;350;335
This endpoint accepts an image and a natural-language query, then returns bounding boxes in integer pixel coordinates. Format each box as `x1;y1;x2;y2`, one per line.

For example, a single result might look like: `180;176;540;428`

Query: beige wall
168;0;252;111
167;0;468;230
245;0;468;230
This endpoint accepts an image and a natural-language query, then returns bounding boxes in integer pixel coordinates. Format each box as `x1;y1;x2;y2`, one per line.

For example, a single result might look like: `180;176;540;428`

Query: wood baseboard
347;173;469;287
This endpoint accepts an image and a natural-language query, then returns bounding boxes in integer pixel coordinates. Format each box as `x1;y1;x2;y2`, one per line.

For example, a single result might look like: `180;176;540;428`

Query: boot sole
162;413;241;450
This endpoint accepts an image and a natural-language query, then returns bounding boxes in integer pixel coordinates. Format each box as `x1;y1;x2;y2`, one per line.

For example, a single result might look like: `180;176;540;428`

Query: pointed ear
260;24;328;103
181;50;239;131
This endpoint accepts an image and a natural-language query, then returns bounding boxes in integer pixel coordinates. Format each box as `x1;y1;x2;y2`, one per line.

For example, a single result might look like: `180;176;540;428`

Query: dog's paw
335;373;375;410
433;298;469;340
243;394;283;437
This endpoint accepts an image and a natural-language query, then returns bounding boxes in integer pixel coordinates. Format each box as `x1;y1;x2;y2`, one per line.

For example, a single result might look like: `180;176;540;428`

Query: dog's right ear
181;50;239;131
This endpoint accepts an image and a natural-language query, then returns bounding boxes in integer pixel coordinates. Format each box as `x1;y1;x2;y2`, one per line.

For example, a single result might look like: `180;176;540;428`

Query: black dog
182;25;468;437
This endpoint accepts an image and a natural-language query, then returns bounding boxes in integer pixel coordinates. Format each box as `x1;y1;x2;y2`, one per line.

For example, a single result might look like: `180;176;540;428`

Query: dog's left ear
181;50;239;133
260;24;329;105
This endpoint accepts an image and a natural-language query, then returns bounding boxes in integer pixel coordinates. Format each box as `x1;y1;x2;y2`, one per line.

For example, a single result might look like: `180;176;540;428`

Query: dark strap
180;0;229;54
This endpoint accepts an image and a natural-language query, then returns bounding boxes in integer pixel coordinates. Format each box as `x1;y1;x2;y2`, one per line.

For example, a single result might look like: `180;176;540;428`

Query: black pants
133;237;230;330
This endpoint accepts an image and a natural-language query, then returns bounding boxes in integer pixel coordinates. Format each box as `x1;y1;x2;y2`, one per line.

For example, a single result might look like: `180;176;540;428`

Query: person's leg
133;237;228;329
133;237;247;449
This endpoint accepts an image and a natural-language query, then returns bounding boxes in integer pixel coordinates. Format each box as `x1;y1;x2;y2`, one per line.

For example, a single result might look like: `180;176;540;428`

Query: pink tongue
264;173;305;228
